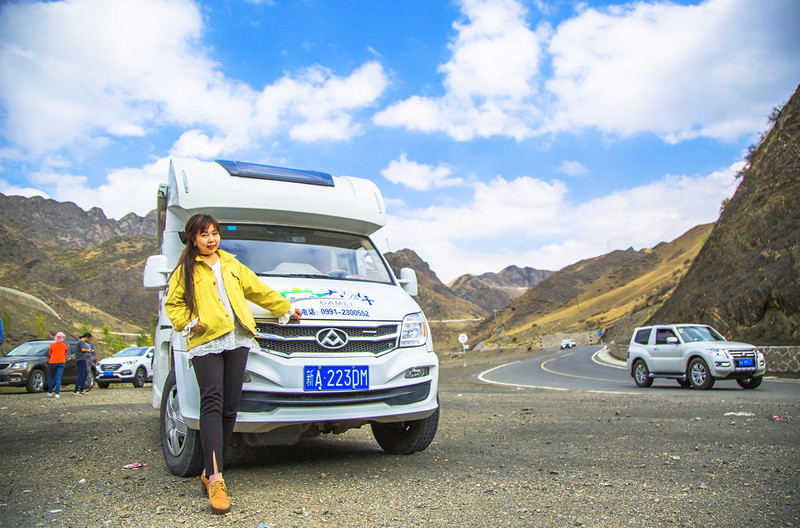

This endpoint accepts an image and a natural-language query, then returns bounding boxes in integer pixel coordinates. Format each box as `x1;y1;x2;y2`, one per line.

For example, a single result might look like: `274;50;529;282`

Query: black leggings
191;347;249;476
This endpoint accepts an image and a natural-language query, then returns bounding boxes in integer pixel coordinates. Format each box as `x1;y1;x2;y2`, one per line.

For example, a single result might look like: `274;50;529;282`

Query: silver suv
626;324;766;390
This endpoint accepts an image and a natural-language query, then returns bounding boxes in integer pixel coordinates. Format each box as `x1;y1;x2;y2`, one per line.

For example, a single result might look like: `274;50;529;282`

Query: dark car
0;339;99;393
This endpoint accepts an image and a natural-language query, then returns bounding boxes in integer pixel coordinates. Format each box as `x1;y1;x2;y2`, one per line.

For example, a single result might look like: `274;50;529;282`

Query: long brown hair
175;214;220;315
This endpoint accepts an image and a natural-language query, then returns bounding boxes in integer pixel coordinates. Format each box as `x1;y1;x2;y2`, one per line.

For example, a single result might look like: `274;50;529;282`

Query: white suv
97;346;154;388
626;324;766;390
560;339;576;349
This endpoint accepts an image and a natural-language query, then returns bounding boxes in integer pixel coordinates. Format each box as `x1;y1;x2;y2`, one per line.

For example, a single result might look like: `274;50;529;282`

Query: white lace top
185;259;289;359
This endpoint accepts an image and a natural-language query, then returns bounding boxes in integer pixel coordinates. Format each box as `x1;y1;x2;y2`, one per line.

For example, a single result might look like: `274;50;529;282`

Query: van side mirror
143;255;171;290
398;268;418;296
666;336;679;345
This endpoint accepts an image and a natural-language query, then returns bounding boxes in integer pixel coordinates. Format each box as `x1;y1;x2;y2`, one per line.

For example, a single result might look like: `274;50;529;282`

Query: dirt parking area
0;355;798;527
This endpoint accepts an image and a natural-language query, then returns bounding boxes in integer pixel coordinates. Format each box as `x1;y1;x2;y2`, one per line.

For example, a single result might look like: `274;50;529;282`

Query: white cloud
545;0;800;142
0;0;208;154
378;163;740;283
375;0;800;144
260;62;389;142
22;157;170;219
0;0;387;159
381;154;462;191
374;0;546;140
558;160;589;176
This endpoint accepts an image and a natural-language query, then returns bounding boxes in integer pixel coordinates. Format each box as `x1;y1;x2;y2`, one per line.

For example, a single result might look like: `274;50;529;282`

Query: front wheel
633;360;653;388
26;368;47;393
160;370;204;476
133;367;147;388
737;376;762;390
372;405;439;455
688;358;715;390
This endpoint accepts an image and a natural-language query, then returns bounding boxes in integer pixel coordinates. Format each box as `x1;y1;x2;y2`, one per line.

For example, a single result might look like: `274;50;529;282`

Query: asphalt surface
478;345;800;398
0;350;798;527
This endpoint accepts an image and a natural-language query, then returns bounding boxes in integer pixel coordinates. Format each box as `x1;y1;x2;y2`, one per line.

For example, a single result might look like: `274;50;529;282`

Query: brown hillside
384;249;486;350
0;195;157;348
448;265;552;312
467;224;713;348
384;249;487;321
649;85;800;344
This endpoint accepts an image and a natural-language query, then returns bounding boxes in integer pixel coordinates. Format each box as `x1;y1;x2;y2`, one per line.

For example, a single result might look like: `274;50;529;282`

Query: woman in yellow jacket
165;213;300;514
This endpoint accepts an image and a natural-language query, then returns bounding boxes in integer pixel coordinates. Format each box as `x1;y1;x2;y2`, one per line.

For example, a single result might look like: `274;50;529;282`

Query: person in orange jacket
47;332;68;398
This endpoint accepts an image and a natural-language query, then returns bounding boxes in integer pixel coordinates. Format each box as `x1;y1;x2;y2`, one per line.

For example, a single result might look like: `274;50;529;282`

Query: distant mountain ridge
0;194;156;249
464;224;714;347
448;265;552;313
0;194;158;347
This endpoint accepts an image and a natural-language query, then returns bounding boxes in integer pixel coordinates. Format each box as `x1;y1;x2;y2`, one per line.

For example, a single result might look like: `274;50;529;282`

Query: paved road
478;345;800;398
1;365;800;527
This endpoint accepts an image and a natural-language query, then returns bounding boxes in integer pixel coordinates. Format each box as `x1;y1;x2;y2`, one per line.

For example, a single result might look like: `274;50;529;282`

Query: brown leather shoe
200;473;209;495
208;479;230;514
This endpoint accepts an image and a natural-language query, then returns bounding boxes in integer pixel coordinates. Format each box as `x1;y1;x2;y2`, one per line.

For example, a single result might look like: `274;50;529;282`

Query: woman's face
194;223;220;255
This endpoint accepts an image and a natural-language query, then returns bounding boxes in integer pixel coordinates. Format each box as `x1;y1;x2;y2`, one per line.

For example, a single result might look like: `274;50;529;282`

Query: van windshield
218;224;394;284
677;326;727;343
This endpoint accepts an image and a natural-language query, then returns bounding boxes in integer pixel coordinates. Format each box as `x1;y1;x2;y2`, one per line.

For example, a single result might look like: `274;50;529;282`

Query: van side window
655;328;678;345
634;328;651;345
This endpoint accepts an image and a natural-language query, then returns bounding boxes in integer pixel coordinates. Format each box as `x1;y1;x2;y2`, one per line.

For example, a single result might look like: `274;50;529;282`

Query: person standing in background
72;333;90;395
78;333;94;394
0;315;4;352
47;332;68;398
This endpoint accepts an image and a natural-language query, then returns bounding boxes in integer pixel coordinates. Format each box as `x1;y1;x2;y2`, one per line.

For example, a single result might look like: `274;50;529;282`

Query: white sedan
97;346;154;388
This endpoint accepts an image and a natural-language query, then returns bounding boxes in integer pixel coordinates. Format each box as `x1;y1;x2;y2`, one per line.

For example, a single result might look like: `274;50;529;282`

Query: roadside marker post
458;333;469;367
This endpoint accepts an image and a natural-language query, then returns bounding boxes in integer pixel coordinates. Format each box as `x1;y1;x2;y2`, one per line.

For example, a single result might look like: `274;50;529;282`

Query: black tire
676;377;691;388
632;360;653;388
97;381;110;389
688;358;715;390
85;369;95;390
26;368;47;393
160;370;204;477
371;405;439;455
133;367;147;388
737;376;762;390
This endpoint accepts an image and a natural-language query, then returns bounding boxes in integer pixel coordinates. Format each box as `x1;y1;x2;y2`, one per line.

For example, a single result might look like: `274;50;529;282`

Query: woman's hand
290;308;302;320
194;319;206;334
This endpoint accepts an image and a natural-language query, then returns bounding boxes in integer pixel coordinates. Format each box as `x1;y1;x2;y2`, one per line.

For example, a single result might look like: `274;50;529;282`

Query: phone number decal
316;308;370;317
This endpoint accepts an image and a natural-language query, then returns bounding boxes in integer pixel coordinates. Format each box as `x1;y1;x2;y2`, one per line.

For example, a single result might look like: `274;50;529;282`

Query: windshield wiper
256;273;328;279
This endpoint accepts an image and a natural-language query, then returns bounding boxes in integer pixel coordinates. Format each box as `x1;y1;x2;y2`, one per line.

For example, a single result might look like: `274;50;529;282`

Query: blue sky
1;0;798;283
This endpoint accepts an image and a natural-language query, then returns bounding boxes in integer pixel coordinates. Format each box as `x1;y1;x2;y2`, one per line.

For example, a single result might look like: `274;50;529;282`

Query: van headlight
10;361;28;369
400;312;428;347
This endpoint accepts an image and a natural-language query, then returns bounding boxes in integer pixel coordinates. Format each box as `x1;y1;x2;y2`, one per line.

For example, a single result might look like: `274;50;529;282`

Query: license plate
103;372;114;377
304;365;369;391
737;358;754;367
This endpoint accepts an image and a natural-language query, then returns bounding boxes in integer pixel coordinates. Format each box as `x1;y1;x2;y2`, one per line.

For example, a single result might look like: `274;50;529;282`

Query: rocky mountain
0;195;158;348
460;223;713;348
0;194;156;249
384;249;487;321
646;84;800;344
448;265;552;313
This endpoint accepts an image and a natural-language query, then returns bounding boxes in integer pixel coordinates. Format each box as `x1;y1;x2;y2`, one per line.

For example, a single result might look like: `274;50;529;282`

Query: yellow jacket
165;250;291;350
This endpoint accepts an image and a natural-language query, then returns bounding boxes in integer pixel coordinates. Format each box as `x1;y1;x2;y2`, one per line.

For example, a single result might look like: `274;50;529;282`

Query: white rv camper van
143;158;439;476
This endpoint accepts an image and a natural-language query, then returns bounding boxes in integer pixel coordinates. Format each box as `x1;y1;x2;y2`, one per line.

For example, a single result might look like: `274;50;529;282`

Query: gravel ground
0;352;798;528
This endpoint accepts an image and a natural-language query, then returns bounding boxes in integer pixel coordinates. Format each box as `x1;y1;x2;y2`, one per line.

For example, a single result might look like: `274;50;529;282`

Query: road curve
478;345;800;398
